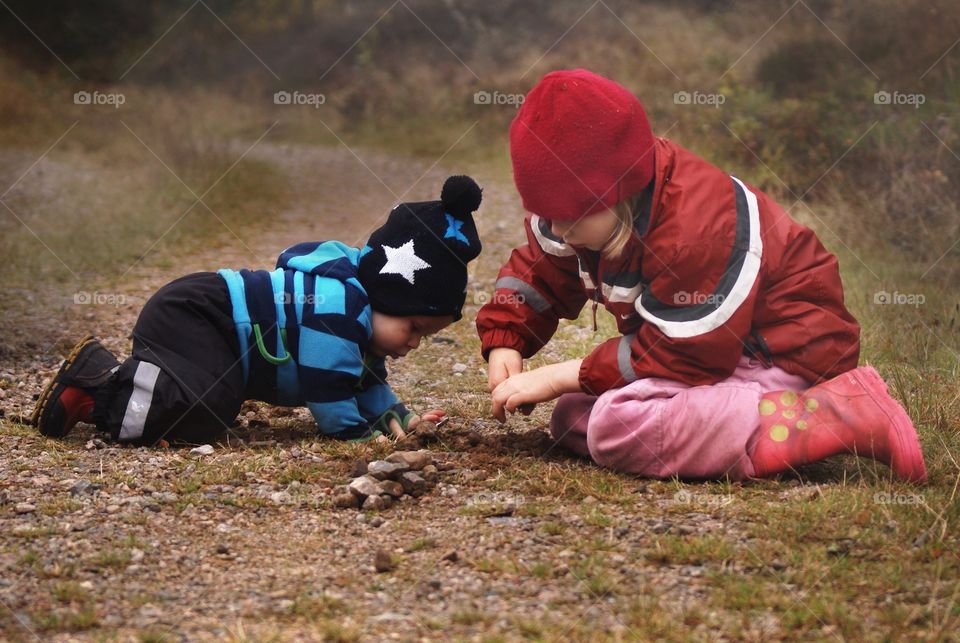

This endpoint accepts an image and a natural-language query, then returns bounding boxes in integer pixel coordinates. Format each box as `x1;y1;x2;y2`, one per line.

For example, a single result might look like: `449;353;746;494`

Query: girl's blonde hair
603;192;646;259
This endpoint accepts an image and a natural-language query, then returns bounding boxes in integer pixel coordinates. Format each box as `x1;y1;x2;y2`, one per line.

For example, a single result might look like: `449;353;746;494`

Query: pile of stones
332;450;452;511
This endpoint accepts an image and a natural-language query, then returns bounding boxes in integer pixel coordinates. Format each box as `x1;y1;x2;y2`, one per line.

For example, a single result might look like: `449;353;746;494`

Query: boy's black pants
94;272;246;445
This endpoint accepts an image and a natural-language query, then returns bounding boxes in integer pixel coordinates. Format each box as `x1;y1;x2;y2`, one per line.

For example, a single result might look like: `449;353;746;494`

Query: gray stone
190;444;214;456
362;494;388;511
399;472;429;497
379;480;404;498
386;450;432;471
69;480;100;495
14;503;35;514
367;460;409;480
374;549;396;572
333;492;360;509
349;459;368;477
349;475;385;499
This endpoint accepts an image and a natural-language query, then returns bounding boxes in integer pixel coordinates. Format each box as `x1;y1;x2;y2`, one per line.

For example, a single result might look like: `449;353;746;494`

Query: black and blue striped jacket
218;241;407;439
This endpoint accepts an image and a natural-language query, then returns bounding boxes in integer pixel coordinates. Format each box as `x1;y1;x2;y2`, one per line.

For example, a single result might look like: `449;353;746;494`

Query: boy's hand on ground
388;416;406;440
407;409;446;430
488;348;523;392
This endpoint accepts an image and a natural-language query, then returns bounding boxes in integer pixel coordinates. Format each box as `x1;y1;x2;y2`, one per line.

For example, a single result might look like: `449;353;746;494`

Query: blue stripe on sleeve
298;327;363;375
356;383;399;420
306;399;367;435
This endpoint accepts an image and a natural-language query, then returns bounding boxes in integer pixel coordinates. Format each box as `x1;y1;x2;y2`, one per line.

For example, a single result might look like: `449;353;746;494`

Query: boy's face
548;208;619;251
369;312;455;359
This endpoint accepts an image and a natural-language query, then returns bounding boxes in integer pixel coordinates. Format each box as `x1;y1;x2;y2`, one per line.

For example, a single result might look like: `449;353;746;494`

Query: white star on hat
379;240;431;284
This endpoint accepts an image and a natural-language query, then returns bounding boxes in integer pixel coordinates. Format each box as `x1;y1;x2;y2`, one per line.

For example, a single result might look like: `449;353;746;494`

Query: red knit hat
509;69;656;221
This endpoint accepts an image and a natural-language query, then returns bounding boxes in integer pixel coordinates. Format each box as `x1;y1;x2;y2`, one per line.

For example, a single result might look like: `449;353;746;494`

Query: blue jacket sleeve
297;326;379;439
355;357;410;420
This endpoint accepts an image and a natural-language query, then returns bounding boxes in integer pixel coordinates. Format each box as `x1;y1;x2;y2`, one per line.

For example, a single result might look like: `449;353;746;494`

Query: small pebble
333;492;360;509
190;444;214;456
349;459;368;477
441;550;459;563
14;503;35;514
362;495;388;511
374;549;396;573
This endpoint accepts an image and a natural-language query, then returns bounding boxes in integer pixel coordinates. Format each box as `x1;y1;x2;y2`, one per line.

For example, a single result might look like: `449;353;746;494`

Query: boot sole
30;335;98;435
855;366;928;484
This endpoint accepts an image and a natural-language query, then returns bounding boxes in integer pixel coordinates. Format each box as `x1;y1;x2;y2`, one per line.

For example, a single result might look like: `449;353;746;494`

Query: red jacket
476;137;860;394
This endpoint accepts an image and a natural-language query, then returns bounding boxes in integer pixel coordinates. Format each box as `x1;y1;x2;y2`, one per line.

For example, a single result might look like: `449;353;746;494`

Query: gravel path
0;142;841;641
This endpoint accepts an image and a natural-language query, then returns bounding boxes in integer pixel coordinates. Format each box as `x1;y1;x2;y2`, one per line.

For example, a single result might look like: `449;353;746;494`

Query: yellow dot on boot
783;409;796;419
769;424;790;442
805;398;819;412
797;420;808;430
780;391;798;406
758;399;777;416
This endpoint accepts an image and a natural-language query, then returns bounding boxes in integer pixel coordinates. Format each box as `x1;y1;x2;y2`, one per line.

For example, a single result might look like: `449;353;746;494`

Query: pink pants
549;356;810;480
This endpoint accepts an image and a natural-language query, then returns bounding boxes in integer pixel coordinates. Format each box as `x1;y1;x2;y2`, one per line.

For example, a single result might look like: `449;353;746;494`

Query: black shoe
31;336;120;436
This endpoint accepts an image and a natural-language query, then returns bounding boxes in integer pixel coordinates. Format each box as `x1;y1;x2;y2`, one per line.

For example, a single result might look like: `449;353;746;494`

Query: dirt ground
1;142;956;642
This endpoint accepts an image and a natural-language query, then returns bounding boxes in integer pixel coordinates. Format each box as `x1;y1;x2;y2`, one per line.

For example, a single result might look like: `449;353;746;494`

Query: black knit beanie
358;175;482;320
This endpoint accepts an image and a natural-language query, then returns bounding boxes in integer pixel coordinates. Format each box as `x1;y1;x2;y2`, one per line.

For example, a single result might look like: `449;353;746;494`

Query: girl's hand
490;360;583;423
488;348;523;392
407;409;446;430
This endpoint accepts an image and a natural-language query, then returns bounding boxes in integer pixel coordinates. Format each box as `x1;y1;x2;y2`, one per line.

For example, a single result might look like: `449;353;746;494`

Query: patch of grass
288;592;348;620
36;497;84;516
52;581;90;604
470;556;519;575
526;560;556;579
31;606;98;632
406;537;436;552
539;521;566;537
570;554;618;598
320;622;361;643
87;548;131;571
646;534;736;566
450;609;491;626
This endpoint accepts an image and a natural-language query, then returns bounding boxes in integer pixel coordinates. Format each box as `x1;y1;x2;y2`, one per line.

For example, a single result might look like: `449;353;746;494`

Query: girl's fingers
491;394;507;423
488;366;507;392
